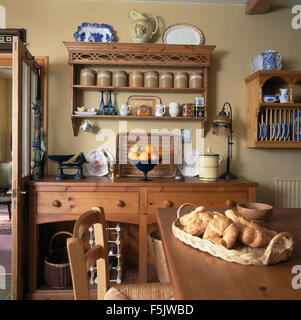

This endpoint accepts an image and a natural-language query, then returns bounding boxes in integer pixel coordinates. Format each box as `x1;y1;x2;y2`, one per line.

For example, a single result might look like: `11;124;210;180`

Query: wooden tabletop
156;208;301;300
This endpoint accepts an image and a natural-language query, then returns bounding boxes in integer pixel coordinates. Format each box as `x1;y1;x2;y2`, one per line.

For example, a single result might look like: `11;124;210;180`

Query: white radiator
274;177;301;208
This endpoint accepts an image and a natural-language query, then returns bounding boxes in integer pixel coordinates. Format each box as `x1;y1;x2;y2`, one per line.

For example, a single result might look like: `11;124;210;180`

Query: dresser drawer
37;192;139;215
148;191;249;215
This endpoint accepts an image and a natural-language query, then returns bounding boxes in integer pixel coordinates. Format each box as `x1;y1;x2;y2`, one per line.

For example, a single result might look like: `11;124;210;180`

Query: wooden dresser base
28;176;256;299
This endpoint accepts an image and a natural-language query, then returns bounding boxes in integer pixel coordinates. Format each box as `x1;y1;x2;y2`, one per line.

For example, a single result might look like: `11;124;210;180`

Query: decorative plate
162;24;204;45
258;123;262;140
280;122;286;141
285;122;290;140
86;148;113;176
262;122;267;140
73;23;115;42
74;111;97;115
276;122;281;140
179;149;201;177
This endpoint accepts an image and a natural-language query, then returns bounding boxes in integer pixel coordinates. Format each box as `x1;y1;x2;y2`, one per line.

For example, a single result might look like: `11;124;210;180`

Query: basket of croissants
172;203;294;265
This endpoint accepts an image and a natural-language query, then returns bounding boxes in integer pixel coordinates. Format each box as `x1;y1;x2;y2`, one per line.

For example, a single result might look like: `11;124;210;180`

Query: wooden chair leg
7;202;11;220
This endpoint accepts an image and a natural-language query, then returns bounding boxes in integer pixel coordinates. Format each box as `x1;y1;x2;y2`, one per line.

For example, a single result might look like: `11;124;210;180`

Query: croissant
225;209;267;248
203;212;239;249
180;206;213;236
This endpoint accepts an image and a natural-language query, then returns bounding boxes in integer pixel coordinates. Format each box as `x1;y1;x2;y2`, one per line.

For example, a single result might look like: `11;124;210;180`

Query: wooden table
156;208;301;300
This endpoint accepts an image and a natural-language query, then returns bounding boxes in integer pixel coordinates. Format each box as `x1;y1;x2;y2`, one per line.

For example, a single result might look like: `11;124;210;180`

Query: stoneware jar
189;72;203;89
97;70;112;86
112;71;128;87
199;149;222;181
80;68;96;86
144;71;159;88
159;72;173;89
174;72;188;89
129;71;144;87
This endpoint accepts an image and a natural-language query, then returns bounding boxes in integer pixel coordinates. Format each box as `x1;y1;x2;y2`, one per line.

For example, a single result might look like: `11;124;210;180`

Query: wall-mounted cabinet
63;42;215;136
245;70;301;148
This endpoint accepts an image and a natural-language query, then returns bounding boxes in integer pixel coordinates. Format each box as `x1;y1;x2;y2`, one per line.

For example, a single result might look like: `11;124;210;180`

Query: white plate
86;148;113;176
179;149;201;177
162;24;203;45
74;111;97;115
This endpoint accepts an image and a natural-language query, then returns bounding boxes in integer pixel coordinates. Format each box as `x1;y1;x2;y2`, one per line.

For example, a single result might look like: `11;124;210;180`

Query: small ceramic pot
129;71;144;87
97;70;112;86
80;68;96;86
144;71;158;88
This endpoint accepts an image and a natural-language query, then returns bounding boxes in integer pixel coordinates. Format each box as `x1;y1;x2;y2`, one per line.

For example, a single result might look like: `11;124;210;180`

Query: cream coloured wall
2;0;301;204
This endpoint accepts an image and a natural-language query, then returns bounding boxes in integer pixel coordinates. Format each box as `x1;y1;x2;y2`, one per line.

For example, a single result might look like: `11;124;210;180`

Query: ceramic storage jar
129;71;144;88
113;71;128;87
144;71;159;88
97;70;112;86
80;68;96;86
174;72;188;89
189;71;203;89
159;72;173;89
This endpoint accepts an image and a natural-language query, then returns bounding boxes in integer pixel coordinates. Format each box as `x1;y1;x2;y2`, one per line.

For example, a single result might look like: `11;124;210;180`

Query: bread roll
203;212;239;249
225;209;267;248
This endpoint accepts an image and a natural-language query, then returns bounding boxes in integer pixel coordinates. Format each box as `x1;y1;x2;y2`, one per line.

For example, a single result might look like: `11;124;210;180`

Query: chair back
67;207;110;300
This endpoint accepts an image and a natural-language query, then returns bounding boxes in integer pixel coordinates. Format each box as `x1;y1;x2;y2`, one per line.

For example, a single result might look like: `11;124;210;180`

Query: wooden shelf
72;114;205;121
72;84;205;94
245;70;301;148
64;42;215;136
260;103;301;108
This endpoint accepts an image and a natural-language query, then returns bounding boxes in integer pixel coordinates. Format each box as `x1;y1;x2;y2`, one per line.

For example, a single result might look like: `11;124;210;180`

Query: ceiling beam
245;0;275;15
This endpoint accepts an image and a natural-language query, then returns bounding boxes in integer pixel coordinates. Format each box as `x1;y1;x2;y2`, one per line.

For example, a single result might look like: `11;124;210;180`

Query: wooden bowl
236;202;273;222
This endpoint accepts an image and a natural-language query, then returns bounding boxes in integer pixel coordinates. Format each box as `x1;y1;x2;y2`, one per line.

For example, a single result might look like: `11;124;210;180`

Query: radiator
274;177;301;208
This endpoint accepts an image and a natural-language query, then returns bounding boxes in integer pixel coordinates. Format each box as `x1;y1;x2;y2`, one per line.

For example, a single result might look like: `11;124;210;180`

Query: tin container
189;72;203;89
129;71;144;88
112;71;128;87
80;68;96;86
159;72;173;89
144;71;159;88
194;106;205;118
182;103;194;117
174;72;188;89
97;70;112;86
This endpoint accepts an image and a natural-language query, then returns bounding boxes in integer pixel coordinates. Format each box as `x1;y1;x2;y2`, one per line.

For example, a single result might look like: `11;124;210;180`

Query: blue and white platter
73;23;115;42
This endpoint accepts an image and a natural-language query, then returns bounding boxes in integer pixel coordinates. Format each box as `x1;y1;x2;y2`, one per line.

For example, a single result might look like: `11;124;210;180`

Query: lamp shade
212;110;232;137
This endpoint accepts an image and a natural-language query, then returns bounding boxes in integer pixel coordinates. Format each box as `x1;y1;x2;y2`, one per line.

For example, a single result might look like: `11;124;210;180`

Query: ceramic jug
155;104;166;117
120;104;130;116
128;9;158;43
199;148;222;181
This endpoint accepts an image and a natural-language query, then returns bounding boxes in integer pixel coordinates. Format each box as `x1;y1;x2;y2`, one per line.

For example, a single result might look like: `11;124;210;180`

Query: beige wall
3;0;301;204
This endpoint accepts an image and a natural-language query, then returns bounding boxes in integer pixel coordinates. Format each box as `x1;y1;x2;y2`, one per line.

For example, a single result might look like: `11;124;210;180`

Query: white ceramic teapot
128;9;158;43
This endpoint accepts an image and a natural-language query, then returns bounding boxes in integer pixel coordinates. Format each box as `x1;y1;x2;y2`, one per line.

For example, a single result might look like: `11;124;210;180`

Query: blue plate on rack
285;122;290;140
258;122;262;140
271;123;276;140
262;122;267;140
276;122;281;140
280;122;285;141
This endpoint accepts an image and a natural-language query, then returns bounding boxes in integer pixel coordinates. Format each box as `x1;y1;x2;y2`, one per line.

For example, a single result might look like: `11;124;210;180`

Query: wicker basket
148;230;171;283
44;231;73;288
172;203;294;266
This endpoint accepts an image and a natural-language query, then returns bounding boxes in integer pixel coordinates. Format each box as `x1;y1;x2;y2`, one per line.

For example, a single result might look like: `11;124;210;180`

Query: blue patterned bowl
73;23;115;42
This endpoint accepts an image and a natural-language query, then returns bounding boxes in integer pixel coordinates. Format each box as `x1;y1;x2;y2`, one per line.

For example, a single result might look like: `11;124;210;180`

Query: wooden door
11;37;47;299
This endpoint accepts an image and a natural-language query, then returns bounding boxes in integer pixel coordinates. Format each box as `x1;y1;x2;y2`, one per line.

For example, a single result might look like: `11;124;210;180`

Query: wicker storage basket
44;231;73;288
172;203;294;266
148;230;171;283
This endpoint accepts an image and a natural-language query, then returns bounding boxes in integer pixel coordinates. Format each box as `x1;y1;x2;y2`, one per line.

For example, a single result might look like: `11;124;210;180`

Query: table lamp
212;102;236;180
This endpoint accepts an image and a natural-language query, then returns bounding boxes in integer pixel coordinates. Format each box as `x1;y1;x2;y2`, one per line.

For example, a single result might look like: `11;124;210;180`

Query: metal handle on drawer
52;200;62;208
116;200;125;207
164;200;173;208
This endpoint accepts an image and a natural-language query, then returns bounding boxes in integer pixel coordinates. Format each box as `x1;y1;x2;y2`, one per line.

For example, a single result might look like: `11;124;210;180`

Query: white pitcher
120;104;130;116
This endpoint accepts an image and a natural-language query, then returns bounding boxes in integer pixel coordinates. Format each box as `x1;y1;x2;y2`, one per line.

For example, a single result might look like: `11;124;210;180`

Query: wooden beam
245;0;275;15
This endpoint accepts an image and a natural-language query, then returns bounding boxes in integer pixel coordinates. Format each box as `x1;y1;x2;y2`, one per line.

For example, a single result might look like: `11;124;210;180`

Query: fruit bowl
130;160;158;181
